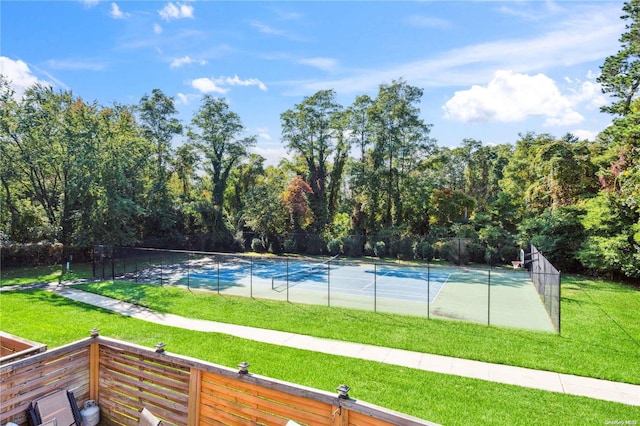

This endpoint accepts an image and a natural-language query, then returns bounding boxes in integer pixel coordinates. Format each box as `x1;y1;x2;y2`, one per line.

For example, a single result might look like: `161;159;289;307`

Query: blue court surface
188;259;449;303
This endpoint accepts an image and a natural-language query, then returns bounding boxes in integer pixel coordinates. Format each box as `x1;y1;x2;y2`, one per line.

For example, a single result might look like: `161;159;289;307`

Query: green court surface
154;258;555;333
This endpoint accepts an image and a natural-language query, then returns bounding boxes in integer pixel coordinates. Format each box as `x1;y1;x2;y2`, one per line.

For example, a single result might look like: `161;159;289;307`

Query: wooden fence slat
201;390;305;426
203;383;332;425
200;401;255;426
202;372;333;415
100;347;189;380
98;367;189;405
99;354;189;392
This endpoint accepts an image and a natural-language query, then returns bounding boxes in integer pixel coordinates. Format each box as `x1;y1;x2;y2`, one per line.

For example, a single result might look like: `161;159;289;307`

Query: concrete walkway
35;285;640;407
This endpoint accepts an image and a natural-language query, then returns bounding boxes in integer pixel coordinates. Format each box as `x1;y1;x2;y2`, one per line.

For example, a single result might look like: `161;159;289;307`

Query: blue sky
0;0;626;164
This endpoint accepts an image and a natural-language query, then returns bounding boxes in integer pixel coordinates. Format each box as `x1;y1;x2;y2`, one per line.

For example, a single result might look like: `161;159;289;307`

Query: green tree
189;96;256;242
171;143;199;200
281;90;343;233
138;89;183;236
598;0;640;116
242;167;289;251
90;104;151;246
225;153;265;229
368;80;434;228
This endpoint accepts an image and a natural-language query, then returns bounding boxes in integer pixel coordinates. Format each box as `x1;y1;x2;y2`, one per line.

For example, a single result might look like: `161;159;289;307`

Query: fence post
374;263;377;313
427;264;430;319
558;271;562;335
487;268;491;326
327;260;331;307
250;258;253;299
217;257;220;294
187;254;191;290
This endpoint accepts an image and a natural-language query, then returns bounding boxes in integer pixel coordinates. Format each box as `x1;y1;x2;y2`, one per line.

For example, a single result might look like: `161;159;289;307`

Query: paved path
29;285;640;406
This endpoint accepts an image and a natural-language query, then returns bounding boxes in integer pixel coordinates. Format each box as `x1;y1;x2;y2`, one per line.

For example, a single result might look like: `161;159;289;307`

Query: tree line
1;2;639;280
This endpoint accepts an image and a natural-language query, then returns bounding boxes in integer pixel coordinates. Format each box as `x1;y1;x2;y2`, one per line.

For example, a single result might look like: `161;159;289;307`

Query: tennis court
111;250;555;332
179;259;445;303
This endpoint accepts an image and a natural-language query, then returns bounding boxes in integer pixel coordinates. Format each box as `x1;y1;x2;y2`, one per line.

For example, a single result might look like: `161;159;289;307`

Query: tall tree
138;89;183;236
171;143;199;200
281;90;344;233
367;79;434;228
188;96;256;240
598;0;640;116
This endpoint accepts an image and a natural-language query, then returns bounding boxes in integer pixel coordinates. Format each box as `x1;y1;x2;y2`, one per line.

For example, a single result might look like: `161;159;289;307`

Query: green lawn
68;274;640;384
0;289;638;425
0;262;94;286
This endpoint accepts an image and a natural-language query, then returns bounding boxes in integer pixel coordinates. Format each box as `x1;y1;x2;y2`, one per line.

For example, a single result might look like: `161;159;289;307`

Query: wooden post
187;369;201;426
89;339;100;402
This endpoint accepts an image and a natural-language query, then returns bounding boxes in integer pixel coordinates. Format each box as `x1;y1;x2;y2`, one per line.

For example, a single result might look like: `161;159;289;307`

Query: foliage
326;238;341;256
3;1;640;279
188;95;256;240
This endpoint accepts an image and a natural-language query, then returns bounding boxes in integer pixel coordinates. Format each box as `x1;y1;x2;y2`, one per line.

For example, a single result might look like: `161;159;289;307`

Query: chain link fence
527;243;561;333
92;245;557;332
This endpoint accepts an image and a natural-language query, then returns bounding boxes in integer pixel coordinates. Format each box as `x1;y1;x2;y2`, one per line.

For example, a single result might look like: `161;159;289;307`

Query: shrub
251;238;264;253
305;234;326;255
390;237;413;260
485;245;500;266
327;239;341;256
342;236;364;258
413;241;434;261
467;242;486;264
364;241;375;256
0;242;64;267
283;239;297;253
374;241;386;258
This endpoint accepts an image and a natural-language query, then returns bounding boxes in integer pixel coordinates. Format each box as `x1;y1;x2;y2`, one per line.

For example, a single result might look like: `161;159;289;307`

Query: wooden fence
1;334;437;426
0;331;47;364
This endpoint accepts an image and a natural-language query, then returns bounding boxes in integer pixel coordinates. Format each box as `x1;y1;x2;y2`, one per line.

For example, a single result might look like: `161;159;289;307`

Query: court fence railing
91;246;558;333
527;243;561;333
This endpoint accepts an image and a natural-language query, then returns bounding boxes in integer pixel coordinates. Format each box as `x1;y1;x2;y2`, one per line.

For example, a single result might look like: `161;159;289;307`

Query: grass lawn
0;262;94;286
0;289;638;425
67;274;640;385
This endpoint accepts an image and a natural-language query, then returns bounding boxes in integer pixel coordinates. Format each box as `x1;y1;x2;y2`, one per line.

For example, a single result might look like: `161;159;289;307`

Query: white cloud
544;111;584;127
170;56;207;68
79;0;100;8
46;59;106;71
220;75;267;91
0;56;49;99
569;80;607;110
248;20;304;41
175;92;200;105
159;2;194;21
250;146;290;166
286;3;622;96
191;77;228;94
153;23;163;34
442;70;583;126
298;57;338;72
191;75;267;94
258;132;272;141
109;2;129;19
176;93;188;104
570;129;601;141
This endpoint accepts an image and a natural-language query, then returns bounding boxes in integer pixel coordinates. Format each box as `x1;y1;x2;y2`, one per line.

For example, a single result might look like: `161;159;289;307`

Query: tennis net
271;256;338;291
